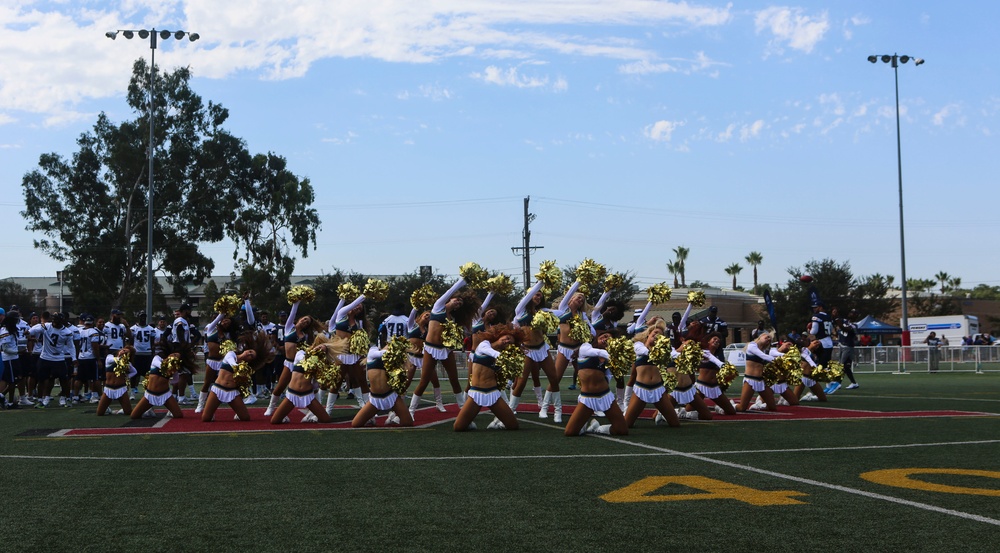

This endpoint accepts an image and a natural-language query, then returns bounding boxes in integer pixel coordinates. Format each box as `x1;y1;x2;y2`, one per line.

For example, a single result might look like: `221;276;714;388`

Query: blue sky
2;1;998;292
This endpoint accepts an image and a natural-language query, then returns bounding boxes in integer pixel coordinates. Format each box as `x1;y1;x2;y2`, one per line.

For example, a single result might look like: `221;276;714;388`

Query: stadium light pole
867;53;923;361
106;28;200;319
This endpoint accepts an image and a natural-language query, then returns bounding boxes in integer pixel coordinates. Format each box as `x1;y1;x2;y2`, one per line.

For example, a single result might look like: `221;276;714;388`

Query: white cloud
472;65;553;89
842;14;870;40
0;1;735;121
740;119;765;141
645;120;684;142
717;123;736;142
755;7;829;55
618;51;727;76
932;103;961;126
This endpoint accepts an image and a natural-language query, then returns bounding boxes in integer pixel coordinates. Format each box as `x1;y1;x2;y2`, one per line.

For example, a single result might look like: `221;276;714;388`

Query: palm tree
947;276;962;294
672;246;690;287
725;262;743;290
745;251;763;293
666;260;681;288
934;271;951;294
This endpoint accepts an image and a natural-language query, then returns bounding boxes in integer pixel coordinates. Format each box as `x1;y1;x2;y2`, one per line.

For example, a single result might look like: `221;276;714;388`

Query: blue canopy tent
854;315;902;334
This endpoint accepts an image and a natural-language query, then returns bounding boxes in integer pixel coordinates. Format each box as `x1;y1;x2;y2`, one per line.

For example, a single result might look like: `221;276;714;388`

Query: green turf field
2;372;1000;552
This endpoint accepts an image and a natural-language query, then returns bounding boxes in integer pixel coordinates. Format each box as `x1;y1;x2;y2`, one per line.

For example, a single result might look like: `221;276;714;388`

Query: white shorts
524;342;550;363
671;384;696;405
771;382;788;394
211;384;241;404
338;353;361;365
633;382;665;404
469;387;503;407
206;358;223;373
285;388;315;408
408;353;423;369
144;389;172;407
578;390;615;412
423;343;450;361
743;375;766;392
556;344;579;361
369;390;399;411
696;381;722;399
104;385;128;400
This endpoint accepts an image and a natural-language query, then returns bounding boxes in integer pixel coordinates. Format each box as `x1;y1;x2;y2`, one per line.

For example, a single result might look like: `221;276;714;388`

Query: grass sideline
2;372;1000;552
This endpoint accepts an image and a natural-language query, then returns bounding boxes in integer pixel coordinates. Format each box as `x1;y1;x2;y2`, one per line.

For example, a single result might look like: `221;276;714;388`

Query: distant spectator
924;331;941;373
699;306;728;348
749;320;767;341
859;334;873;347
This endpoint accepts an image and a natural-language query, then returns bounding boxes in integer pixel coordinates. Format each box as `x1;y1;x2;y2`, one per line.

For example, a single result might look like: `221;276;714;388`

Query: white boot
263;393;281;416
409;393;422;417
623;385;633;410
509;394;521;414
615;387;625;411
595;424;612;435
552;392;563;423
533;386;543;405
539;390;551;419
351;387;364;408
584;418;600;434
194;391;208;414
433;387;446;412
326;389;338;415
486;417;505;430
454;391;466;409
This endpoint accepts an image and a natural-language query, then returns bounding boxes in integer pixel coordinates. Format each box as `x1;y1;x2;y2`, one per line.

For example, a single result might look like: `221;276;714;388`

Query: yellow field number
601;476;808;506
861;468;1000;497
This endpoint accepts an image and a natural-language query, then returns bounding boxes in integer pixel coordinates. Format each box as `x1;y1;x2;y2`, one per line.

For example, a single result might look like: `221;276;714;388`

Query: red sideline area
52;403;993;437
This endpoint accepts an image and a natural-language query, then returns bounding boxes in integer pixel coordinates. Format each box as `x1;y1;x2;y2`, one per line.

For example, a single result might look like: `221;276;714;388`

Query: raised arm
579;342;610;360
329;299;345;333
433;277;467;313
407;308;418;331
591;291;611;321
474;339;502;359
557;281;582;314
337;295;365;322
746;341;779;362
514;280;544;320
244;298;256;326
626;301;652;334
205;313;224;335
285;301;300;335
678;302;693;333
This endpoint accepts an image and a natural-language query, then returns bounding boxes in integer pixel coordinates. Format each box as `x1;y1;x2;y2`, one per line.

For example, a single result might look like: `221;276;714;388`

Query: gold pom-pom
410;285;436;312
494;345;525;391
568;315;591;343
827;360;845;382
762;362;782;386
687;290;706;307
717;362;738;390
112;352;132;379
299;354;328;380
675;340;703;375
811;364;831;383
233;361;254;398
213;294;242;316
534;260;563;296
575;258;607;287
349;330;371;356
604;272;626;291
220;340;237;356
486;274;514;296
785;359;803;387
647;282;672;305
314;360;343;391
441;320;465;350
384;336;410;394
337;282;360;300
287;285;316;305
606;336;636;379
160;356;182;379
659;369;678;393
363;278;389;303
459;262;489;289
648;335;674;369
531;311;559;335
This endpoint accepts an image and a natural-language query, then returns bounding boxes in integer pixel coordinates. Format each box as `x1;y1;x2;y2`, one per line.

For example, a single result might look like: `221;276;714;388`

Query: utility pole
511;196;543;288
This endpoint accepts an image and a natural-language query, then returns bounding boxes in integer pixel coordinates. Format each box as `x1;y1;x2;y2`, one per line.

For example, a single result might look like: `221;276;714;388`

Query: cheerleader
545;280;587;423
624;323;680;428
194;300;244;413
508;280;552;415
590;291;627;409
469;290;496;349
404;308;433;409
795;340;828;402
330;294;370;411
130;352;185;419
352;345;415;428
271;336;343;424
736;333;788;412
564;330;628;436
408;277;481;415
264;299;323;416
201;332;274;422
95;346;136;416
693;330;737;416
453;324;524;431
673;322;715;421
